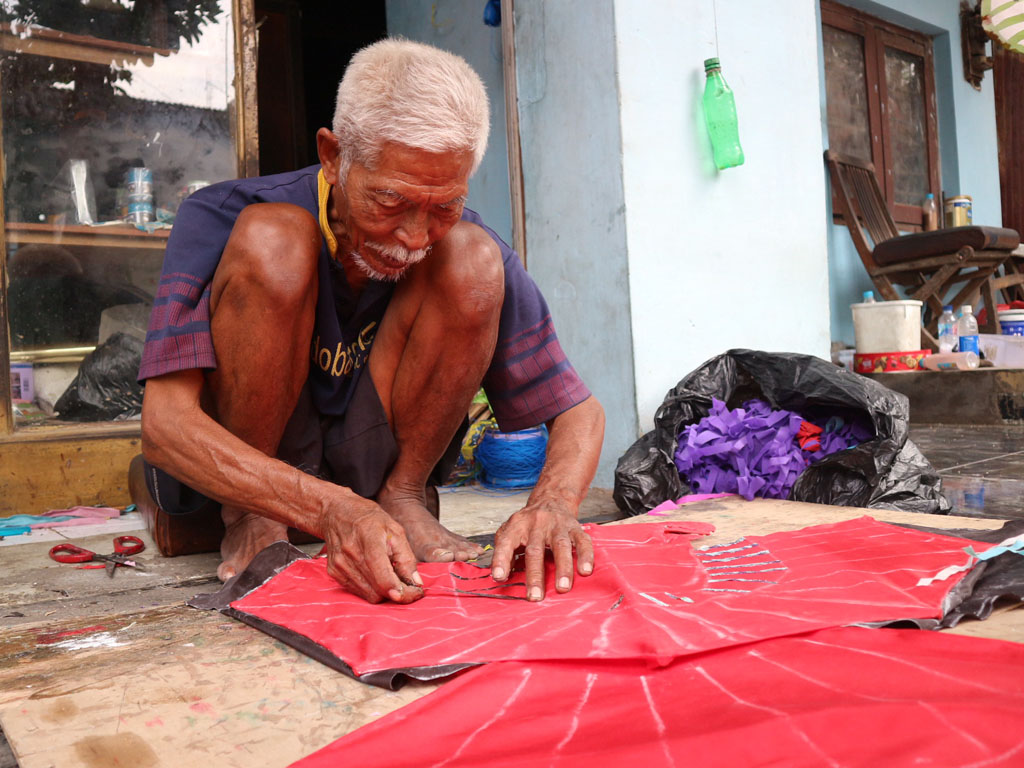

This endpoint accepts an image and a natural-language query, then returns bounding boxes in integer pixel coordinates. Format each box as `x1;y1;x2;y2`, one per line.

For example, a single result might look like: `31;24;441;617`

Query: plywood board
0;607;440;768
0;433;139;516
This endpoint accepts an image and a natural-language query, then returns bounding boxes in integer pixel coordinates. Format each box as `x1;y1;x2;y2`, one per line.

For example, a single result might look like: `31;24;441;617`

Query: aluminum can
124;167;154;224
944;195;972;228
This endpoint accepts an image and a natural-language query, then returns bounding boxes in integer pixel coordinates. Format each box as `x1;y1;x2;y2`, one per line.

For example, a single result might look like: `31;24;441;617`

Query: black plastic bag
55;332;144;421
614;349;950;516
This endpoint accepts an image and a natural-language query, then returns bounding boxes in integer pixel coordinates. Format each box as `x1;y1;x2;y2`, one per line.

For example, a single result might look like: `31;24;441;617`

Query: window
821;1;940;228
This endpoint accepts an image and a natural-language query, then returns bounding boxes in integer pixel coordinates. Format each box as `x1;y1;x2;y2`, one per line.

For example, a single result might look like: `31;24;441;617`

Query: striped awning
982;0;1024;54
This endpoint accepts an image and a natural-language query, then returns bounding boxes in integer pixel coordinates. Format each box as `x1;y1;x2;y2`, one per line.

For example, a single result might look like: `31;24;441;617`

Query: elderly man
132;39;604;604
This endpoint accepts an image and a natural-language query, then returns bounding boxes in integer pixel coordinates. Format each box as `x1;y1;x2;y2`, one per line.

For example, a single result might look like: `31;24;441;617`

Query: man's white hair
332;38;490;182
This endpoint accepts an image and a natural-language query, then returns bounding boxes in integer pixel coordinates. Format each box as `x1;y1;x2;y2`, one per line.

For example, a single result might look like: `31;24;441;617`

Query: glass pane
822;24;872;163
884;46;929;206
1;1;237;426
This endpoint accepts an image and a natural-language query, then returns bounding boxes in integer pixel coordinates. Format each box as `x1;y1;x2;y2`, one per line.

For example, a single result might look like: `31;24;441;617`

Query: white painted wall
614;0;832;430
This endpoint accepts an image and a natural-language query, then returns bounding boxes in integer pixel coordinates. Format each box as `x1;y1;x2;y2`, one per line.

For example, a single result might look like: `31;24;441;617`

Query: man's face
336;142;474;281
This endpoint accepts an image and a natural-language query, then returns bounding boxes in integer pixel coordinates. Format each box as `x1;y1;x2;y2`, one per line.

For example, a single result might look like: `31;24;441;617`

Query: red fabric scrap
797;419;823;451
230;517;980;676
291;627;1024;768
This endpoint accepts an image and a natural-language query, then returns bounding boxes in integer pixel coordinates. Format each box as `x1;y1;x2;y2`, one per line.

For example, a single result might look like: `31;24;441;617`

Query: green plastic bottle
702;57;745;170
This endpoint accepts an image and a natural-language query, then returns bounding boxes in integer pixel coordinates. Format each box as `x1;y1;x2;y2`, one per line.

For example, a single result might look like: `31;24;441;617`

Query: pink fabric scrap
34;506;122;529
647;493;736;515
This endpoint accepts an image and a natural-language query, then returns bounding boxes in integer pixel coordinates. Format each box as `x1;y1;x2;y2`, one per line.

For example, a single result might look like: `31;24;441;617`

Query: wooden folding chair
824;150;1023;349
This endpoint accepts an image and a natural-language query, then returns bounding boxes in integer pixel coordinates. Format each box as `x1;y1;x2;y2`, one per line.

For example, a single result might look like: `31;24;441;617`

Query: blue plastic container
998;310;1024;336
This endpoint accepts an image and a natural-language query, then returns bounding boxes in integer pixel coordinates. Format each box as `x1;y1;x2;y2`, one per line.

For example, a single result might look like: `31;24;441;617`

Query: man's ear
316;128;342;183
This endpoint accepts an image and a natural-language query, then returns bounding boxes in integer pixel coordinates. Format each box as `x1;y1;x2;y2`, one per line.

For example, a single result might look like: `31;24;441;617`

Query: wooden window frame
822;0;941;229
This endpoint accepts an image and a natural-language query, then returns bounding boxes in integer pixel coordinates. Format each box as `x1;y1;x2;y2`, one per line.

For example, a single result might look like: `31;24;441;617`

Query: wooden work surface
2;496;1022;768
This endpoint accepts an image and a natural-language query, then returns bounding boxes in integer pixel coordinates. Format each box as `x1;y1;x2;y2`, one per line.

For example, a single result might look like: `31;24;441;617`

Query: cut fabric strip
673;399;871;501
291;626;1024;768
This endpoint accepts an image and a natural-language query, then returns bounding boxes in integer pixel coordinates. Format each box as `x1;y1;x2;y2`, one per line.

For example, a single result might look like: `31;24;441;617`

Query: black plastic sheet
614;349;950;516
55;331;144;421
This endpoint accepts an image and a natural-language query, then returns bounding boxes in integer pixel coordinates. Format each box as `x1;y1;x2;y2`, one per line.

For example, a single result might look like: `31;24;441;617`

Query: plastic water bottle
862;290;876;303
702;58;744;170
922;351;979;371
957;305;979;356
922;193;939;231
937;305;957;353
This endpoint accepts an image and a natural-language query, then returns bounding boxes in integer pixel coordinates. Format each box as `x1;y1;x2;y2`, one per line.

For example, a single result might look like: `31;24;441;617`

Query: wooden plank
867;368;1024;425
0;32;158;67
4;223;169;250
0;433;140;516
234;0;260;179
0;496;1016;767
502;0;527;265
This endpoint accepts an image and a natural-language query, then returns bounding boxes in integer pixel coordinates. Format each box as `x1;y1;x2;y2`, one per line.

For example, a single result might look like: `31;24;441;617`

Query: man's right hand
321;499;425;604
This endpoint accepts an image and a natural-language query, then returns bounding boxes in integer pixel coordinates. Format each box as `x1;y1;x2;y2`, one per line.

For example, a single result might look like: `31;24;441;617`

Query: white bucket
851;299;923;354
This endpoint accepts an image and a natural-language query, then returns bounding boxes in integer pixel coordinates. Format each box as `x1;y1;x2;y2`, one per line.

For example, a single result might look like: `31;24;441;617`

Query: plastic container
978;333;1024;368
998;310;1024;336
854;350;931;374
937;305;957;353
851;299;923;354
9;362;33;402
837;348;855;372
944;195;973;228
921;351;979;371
957;305;980;355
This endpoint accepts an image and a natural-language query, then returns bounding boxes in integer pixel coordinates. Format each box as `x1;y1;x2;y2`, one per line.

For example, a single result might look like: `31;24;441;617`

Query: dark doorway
254;0;387;177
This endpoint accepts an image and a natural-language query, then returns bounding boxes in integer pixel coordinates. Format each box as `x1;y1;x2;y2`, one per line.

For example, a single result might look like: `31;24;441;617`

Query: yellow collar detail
317;168;338;258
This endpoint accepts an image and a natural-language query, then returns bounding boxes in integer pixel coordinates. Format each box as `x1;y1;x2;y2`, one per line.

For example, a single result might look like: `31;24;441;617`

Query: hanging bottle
702;57;745;170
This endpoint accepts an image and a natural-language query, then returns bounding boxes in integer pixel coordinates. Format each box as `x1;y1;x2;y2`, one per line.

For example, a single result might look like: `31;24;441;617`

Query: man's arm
141;369;424;603
489;395;605;600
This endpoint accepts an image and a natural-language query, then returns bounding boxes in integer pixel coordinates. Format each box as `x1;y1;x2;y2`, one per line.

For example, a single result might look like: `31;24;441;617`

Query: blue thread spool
475;426;548;489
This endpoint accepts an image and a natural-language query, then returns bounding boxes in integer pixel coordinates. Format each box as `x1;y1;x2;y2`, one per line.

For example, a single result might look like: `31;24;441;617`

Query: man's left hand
490;498;594;601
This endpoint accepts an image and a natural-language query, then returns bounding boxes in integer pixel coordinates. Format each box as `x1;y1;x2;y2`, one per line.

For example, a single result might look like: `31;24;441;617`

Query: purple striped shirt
140;165;590;430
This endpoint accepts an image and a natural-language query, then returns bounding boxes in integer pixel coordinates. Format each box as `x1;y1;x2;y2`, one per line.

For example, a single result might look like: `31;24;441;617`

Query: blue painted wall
384;0;513;245
820;0;1003;345
513;0;638;486
387;0;637;486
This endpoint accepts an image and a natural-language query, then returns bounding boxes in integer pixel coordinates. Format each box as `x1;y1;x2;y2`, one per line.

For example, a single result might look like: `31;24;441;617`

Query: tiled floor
910;425;1024;519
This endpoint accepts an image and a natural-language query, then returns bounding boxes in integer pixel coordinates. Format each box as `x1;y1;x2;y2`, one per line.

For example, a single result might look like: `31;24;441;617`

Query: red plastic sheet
290;627;1024;768
231;517;979;676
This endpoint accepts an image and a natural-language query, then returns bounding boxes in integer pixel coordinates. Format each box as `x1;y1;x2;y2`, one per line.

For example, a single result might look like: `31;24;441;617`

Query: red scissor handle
49;543;96;564
114;535;145;556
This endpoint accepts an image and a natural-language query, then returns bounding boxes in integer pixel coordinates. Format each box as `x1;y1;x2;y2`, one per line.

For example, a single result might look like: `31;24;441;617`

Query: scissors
49;535;147;578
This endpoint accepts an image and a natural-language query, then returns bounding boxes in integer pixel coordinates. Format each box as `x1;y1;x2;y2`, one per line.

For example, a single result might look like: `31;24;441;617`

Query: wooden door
994;46;1024;234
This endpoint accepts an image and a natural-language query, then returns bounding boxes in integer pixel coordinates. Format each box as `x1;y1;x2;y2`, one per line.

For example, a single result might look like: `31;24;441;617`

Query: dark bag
55;332;144;421
613;349;950;516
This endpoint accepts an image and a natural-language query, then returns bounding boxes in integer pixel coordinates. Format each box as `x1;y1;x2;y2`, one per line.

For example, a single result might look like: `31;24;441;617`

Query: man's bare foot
217;506;289;581
378;492;483;562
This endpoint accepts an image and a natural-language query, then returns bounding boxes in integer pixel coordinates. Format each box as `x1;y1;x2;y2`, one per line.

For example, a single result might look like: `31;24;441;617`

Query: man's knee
425;222;504;327
216;203;321;312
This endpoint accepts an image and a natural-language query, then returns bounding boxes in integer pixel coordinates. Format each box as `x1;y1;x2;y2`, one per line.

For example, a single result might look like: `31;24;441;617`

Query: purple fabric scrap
673;399;868;501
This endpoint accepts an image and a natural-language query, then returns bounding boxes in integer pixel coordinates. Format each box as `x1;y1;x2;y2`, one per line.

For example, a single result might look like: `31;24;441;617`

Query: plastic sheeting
225;517;981;680
614;349;950;516
290;626;1024;768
